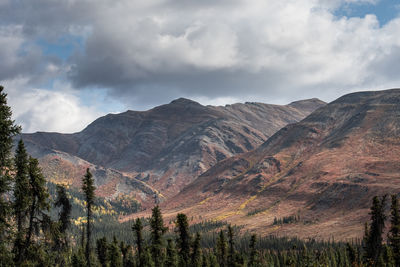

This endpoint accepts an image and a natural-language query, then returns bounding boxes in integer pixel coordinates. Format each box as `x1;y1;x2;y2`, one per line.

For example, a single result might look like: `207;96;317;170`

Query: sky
1;0;400;133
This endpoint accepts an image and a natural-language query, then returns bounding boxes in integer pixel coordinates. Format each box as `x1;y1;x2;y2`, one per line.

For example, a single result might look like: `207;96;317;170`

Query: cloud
1;0;400;131
5;79;103;133
66;0;400;105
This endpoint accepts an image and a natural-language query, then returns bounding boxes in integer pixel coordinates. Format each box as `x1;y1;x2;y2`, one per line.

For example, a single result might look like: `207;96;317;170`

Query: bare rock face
152;89;400;240
19;97;324;203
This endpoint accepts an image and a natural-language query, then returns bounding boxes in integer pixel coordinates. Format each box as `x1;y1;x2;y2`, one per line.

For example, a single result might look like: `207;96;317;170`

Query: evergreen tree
150;205;167;267
346;243;357;267
227;225;235;266
143;247;155;267
201;253;210;267
55;184;72;250
120;241;130;267
25;157;50;251
165;238;178;267
82;168;96;267
383;245;395;267
216;230;227;267
209;253;219;267
364;195;387;265
249;234;259;267
0;86;21;264
191;232;202;267
12;139;30;263
175;213;190;267
96;237;109;267
109;236;123;267
132;218;144;267
72;248;86;267
388;194;400;266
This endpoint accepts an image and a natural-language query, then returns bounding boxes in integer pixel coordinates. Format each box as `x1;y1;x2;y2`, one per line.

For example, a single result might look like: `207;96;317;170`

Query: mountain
19;97;325;205
126;89;400;240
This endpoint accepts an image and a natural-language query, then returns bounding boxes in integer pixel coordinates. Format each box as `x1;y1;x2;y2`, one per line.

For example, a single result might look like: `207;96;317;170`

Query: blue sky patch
36;35;84;61
334;0;400;26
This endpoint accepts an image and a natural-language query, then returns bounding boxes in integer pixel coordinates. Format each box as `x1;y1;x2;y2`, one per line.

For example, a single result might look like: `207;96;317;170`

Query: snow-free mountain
19;97;325;207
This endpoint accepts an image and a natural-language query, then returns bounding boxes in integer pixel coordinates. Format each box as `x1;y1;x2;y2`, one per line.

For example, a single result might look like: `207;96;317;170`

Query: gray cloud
67;0;400;105
1;0;400;131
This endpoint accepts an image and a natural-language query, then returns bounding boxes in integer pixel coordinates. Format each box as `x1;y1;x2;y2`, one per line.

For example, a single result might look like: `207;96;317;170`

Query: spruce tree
165;238;178;267
55;184;72;250
132;218;144;267
25;157;50;251
209;253;219;267
216;230;227;267
388;194;400;266
175;213;190;267
72;248;86;267
12;139;30;263
119;241;130;267
143;247;155;267
364;195;387;265
0;86;21;264
346;243;357;267
383;245;395;267
191;232;202;267
150;205;167;267
227;225;235;266
201;253;210;267
109;236;123;267
249;234;259;267
82;168;96;267
96;237;108;267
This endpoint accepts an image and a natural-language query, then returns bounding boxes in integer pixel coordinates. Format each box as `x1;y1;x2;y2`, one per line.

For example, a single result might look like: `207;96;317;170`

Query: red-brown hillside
20;98;324;204
124;89;400;240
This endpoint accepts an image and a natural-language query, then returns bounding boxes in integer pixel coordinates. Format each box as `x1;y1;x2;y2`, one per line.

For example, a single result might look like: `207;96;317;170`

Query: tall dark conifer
12;139;30;263
388;194;400;266
109;236;123;267
0;86;21;263
96;237;108;267
150;205;167;266
227;225;235;266
175;213;190;267
55;184;72;250
25;157;50;250
364;195;387;265
82;168;96;267
216;230;227;267
191;232;202;267
165;238;178;267
249;234;258;267
132;218;144;267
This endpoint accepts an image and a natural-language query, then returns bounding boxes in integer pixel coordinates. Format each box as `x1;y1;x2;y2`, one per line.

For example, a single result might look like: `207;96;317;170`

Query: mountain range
19;88;400;240
19;97;324;208
128;89;400;240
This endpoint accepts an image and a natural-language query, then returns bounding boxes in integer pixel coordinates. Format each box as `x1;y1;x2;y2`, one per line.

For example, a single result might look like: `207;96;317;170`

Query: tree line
1;86;400;266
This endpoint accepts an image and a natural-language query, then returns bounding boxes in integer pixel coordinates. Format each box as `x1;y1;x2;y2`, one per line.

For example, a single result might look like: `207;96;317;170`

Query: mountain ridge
124;89;400;240
19;97;325;205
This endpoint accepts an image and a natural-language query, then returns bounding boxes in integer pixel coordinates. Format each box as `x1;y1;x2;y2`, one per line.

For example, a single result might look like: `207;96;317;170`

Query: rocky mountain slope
125;89;400;240
20;97;325;205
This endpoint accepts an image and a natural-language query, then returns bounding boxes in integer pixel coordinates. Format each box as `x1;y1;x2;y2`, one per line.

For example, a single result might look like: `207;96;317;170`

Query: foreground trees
0;86;21;264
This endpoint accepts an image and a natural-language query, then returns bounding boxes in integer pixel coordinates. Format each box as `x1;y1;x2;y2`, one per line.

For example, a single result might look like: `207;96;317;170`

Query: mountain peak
288;98;326;113
169;98;202;106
